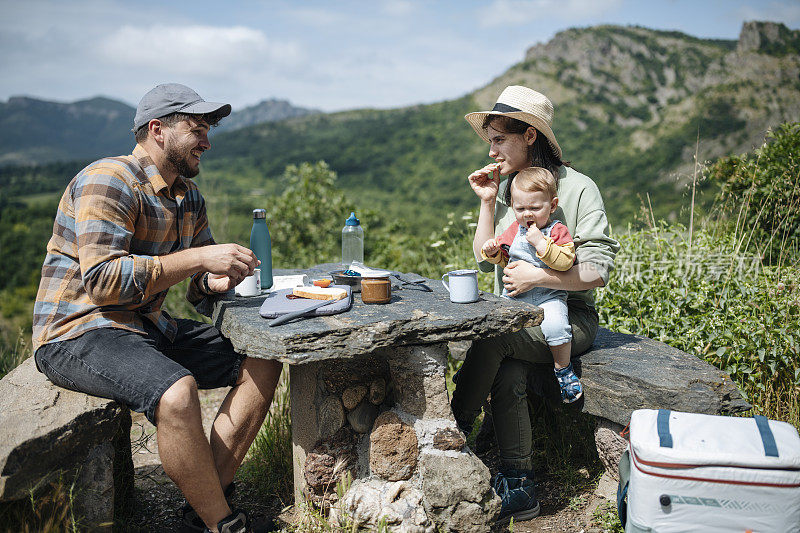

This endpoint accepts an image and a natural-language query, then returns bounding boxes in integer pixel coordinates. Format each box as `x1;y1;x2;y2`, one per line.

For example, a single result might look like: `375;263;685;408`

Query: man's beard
165;142;199;179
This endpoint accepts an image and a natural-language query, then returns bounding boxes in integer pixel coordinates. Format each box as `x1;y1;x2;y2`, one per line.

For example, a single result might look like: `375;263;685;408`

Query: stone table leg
289;343;500;532
289;361;321;505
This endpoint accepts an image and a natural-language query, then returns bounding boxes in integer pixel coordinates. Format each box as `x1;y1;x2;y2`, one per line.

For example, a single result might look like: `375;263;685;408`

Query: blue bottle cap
345;212;360;226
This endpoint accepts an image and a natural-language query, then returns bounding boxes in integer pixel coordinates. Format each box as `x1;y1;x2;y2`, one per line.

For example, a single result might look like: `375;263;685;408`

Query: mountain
473;21;800;203
2;21;798;230
0;96;134;166
0;96;317;166
215;99;319;133
202;21;800;229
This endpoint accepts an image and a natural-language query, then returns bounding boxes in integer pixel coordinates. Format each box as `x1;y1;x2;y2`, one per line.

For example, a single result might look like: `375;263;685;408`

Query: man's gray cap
132;83;232;132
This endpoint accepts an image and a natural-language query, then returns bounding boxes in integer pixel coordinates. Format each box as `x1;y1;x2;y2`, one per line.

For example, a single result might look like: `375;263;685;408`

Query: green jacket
478;165;620;308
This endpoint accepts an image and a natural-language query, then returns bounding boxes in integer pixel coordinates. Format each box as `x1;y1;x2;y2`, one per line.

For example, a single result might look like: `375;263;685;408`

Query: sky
1;0;799;113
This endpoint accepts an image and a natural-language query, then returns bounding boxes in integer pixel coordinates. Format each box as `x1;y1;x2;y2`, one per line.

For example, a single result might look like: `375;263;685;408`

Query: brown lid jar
360;275;391;304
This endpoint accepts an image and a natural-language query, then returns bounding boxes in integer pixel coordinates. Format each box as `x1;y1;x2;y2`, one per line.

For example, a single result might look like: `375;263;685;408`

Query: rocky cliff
474;22;800;191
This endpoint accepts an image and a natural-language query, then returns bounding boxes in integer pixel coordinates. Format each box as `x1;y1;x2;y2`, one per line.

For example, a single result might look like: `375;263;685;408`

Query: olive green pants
451;299;598;471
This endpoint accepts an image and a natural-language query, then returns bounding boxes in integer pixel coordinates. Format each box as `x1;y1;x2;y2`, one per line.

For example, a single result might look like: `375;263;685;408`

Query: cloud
382;0;415;17
98;25;303;75
479;0;624;27
736;1;800;25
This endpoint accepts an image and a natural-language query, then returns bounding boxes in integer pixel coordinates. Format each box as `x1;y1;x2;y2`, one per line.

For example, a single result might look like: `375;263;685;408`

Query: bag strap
617;449;631;528
656;410;777;457
657;409;673;448
754;415;779;457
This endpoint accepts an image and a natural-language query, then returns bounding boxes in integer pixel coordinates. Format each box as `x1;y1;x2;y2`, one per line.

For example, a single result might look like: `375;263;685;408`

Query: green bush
597;222;799;427
707;122;800;263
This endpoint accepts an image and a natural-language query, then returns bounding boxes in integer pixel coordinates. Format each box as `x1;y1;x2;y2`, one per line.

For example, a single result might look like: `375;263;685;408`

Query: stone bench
452;327;751;480
584;328;750;477
0;357;134;530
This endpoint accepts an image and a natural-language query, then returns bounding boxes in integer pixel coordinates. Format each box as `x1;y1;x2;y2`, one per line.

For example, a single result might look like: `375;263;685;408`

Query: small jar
361;275;391;304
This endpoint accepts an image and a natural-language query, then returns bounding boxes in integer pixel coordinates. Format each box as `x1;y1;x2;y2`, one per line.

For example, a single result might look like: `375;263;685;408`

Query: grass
0;328;31;378
591;501;624;533
0;474;83;533
237;369;294;506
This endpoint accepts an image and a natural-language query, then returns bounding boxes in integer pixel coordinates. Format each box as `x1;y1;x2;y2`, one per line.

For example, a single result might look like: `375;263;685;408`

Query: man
32;83;281;533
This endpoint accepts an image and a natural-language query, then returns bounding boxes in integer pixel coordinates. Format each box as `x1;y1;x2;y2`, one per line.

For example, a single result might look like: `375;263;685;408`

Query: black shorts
34;319;245;425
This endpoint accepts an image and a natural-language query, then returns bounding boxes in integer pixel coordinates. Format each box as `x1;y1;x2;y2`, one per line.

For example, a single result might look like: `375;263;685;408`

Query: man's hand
503;261;541;297
482;238;501;257
206;273;240;293
200;244;259;291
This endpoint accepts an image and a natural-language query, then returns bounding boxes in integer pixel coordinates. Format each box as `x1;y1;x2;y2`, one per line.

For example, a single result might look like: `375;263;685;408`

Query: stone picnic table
211;263;541;532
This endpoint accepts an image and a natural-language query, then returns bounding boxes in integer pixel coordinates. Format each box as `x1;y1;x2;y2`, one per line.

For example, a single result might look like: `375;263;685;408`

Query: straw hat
465;85;562;159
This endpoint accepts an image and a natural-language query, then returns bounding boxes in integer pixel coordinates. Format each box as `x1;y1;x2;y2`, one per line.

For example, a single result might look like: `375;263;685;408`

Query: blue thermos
250;208;273;290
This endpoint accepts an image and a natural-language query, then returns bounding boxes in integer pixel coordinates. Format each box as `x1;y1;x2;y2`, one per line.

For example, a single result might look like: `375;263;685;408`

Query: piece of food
293;286;347;301
313;278;332;288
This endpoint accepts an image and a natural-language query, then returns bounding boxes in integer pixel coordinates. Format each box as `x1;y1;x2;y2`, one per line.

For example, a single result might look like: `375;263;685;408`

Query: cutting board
259;285;353;318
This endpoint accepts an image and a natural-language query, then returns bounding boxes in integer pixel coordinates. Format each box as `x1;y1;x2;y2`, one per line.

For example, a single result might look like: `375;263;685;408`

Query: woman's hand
502;261;542;297
468;163;501;203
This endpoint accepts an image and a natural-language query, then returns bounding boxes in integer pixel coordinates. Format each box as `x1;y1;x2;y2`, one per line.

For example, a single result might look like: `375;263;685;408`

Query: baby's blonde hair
510;167;557;201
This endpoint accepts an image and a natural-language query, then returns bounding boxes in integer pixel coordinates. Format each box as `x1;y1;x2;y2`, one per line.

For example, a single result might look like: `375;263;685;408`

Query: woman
451;85;619;524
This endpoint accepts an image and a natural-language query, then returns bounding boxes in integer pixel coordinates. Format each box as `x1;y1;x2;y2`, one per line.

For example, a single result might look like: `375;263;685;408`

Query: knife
269;299;333;327
392;271;433;292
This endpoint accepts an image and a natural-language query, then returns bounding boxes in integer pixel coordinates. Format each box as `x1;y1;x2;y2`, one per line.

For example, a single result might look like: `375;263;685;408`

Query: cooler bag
617;409;800;532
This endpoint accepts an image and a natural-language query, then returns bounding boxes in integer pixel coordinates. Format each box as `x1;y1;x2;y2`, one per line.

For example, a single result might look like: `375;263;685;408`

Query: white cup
235;268;261;297
442;269;479;303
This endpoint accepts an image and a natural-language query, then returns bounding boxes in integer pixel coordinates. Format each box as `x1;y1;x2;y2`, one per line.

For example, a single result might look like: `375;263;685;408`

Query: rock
738;21;798;54
370;417;418;481
347;401;379;434
304;428;357;494
419;451;493;508
594;418;628;481
317;394;345;440
419;451;500;531
433;427;466;451
72;441;115;528
321;356;388;395
580;328;750;426
342;385;367;410
448;341;471;361
368;378;386;405
449;501;493;533
340;478;434;533
388;345;453;419
373;410;401;429
0;357;133;529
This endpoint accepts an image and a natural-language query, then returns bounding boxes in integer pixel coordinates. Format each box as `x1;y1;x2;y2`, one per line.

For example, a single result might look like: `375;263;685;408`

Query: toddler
481;167;582;402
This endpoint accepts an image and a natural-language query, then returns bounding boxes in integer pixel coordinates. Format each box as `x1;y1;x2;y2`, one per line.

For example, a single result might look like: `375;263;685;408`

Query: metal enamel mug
441;269;479;303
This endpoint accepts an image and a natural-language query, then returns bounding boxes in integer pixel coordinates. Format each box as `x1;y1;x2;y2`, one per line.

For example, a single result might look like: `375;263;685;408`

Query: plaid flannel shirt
33;145;217;351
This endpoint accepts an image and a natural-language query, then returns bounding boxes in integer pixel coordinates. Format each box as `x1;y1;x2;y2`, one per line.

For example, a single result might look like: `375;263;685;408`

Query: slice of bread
292;286;348;301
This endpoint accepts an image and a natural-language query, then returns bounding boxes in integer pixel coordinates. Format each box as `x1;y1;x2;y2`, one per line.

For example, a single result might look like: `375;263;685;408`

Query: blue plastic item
250;209;273;289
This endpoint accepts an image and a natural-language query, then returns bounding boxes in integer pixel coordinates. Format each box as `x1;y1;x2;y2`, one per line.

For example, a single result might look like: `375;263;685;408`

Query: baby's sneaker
554;363;583;403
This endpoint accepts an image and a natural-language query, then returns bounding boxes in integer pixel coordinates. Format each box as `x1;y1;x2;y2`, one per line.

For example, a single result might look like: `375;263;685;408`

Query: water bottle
250;209;273;290
341;212;364;266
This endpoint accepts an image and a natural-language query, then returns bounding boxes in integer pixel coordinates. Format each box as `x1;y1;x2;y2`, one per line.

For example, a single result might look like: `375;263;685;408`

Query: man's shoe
204;509;250;533
179;482;236;532
493;470;541;524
